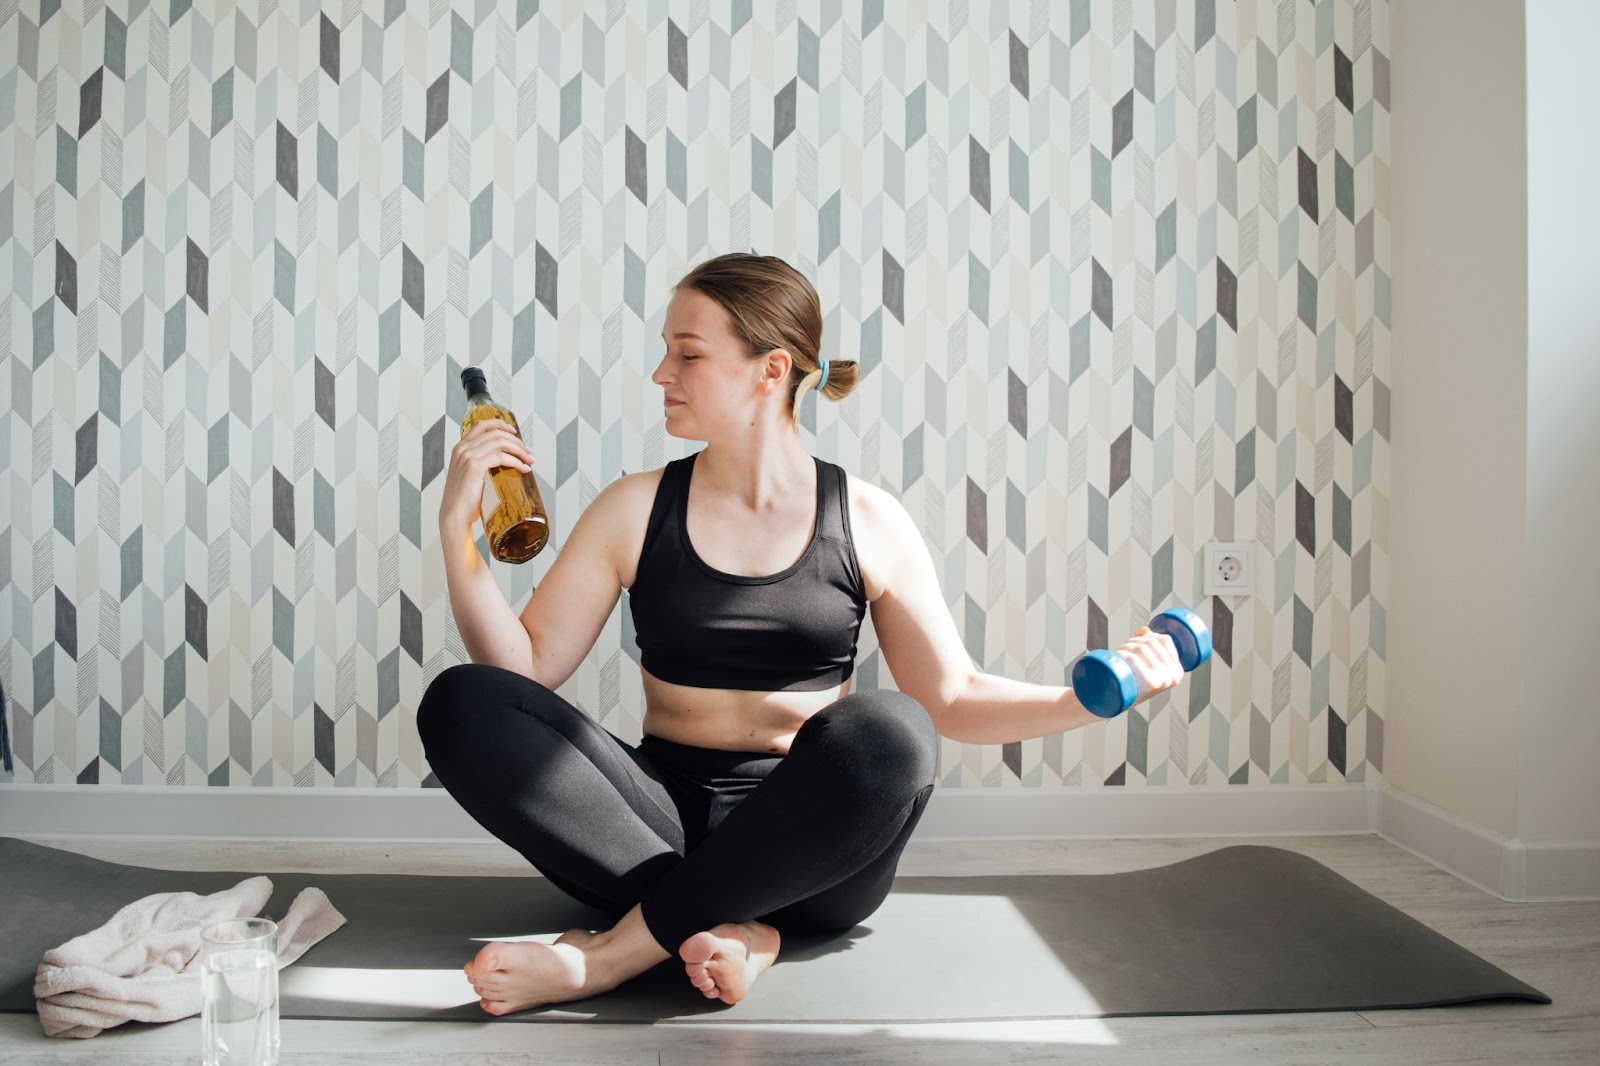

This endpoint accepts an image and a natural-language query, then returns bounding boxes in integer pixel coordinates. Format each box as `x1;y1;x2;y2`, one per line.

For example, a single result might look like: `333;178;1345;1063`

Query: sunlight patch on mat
897;893;1108;1014
281;968;476;1010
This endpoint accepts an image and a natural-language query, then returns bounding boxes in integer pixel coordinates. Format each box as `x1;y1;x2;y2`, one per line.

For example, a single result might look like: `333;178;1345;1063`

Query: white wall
1390;0;1600;849
1388;0;1528;839
1521;0;1600;844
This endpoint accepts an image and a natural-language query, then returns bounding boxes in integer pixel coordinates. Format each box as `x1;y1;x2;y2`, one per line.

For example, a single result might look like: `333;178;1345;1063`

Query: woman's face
652;288;780;440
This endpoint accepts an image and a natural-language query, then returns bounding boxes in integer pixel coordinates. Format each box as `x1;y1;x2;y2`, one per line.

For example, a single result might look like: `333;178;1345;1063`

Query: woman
418;253;1185;1015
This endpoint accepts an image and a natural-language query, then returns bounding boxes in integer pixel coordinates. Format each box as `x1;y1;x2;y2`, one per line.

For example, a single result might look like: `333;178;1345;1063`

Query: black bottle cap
460;366;488;395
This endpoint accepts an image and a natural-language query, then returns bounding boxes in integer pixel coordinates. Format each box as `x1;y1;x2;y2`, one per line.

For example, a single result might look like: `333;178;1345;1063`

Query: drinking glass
200;917;280;1066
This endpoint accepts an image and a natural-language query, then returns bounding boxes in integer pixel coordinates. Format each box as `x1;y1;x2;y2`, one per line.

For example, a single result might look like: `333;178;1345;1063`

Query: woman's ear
762;347;793;391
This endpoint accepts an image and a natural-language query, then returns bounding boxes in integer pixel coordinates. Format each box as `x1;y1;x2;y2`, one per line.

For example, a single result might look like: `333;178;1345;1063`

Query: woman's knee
416;664;474;745
799;689;939;789
415;663;552;752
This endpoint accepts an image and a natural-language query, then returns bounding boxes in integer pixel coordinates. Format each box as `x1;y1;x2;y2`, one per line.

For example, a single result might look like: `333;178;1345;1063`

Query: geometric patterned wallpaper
0;0;1390;793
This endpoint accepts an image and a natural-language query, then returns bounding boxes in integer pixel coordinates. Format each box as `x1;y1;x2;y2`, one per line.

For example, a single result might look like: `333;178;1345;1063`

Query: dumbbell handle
1071;607;1213;719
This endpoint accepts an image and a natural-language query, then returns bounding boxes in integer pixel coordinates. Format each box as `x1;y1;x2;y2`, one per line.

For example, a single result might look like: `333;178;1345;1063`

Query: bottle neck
464;382;490;402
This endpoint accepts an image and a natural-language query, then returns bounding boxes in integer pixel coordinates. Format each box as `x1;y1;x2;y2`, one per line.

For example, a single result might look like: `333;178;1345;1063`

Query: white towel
33;876;347;1039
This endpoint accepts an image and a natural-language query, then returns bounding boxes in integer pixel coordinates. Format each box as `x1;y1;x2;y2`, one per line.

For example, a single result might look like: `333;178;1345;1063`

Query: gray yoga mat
0;837;1549;1024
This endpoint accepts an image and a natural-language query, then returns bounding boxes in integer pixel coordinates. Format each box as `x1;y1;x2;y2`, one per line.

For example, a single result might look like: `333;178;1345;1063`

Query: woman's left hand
1114;626;1187;707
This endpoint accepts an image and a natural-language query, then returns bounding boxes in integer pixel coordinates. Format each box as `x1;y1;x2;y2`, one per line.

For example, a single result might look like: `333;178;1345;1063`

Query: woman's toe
475;942;509;971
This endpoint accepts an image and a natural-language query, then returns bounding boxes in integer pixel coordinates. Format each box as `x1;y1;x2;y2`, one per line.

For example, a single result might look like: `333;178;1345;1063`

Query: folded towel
34;876;347;1039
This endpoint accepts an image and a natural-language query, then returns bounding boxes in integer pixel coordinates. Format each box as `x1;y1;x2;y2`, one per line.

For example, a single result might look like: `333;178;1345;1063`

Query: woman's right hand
439;419;536;535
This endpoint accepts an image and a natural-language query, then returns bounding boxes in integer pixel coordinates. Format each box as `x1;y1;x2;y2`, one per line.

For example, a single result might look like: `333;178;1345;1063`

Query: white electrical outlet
1203;542;1255;597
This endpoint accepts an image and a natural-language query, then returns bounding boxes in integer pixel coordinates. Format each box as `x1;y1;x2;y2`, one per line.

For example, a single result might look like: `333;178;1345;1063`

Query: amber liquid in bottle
459;366;550;563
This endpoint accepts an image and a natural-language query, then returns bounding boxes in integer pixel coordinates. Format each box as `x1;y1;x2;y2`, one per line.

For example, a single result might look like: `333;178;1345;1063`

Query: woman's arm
437;419;540;675
511;477;642;690
437;418;636;689
440;478;638;688
861;484;1179;744
438;522;536;675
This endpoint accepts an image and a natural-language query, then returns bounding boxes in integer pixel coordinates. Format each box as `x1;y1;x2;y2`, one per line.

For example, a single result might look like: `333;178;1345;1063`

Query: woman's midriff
640;667;851;755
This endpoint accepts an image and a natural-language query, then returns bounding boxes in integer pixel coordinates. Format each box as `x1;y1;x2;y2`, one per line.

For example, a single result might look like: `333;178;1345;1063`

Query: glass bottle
459;366;550;562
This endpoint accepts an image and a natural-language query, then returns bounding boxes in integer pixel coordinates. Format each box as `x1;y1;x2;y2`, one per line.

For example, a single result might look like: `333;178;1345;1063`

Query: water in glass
200;920;279;1066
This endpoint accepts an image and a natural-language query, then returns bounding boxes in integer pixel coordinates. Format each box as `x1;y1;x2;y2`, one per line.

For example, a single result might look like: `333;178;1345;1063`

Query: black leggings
415;664;939;955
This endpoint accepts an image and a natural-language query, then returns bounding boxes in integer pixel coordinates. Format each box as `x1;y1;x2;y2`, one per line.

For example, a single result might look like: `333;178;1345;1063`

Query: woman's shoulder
609;464;670;499
581;466;673;589
841;470;916;602
591;465;673;530
840;469;911;527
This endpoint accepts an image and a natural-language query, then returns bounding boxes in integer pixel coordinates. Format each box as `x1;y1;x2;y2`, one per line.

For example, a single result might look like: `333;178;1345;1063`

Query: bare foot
462;930;594;1016
678;920;781;1004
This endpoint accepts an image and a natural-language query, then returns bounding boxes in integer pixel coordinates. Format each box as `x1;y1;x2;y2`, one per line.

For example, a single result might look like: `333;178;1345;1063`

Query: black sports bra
627;452;868;691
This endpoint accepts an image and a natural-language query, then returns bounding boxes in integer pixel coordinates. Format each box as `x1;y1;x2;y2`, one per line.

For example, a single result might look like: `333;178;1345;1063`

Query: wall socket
1203;542;1255;597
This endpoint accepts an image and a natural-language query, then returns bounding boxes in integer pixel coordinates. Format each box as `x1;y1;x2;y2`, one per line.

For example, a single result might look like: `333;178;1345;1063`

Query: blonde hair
674;253;859;428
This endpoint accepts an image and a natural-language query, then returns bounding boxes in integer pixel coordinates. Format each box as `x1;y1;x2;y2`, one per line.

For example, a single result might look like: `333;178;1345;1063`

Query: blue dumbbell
1071;607;1213;719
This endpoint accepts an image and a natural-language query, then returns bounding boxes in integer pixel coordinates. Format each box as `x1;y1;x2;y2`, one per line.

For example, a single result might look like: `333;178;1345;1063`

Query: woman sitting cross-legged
417;252;1185;1014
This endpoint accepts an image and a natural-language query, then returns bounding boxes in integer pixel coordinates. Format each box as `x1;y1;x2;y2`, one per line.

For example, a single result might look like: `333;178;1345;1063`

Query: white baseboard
1376;783;1600;902
5;780;1593;900
912;780;1382;840
0;780;1379;845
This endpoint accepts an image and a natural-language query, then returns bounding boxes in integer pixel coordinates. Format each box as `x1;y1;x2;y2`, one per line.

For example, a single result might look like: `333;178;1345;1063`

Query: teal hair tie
817;359;831;391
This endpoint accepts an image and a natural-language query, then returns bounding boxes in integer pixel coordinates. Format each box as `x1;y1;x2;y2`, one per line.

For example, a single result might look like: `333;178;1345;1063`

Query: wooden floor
2;833;1594;1064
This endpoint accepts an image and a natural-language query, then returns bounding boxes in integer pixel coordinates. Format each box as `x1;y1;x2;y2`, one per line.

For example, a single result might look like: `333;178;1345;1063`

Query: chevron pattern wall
0;0;1390;793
